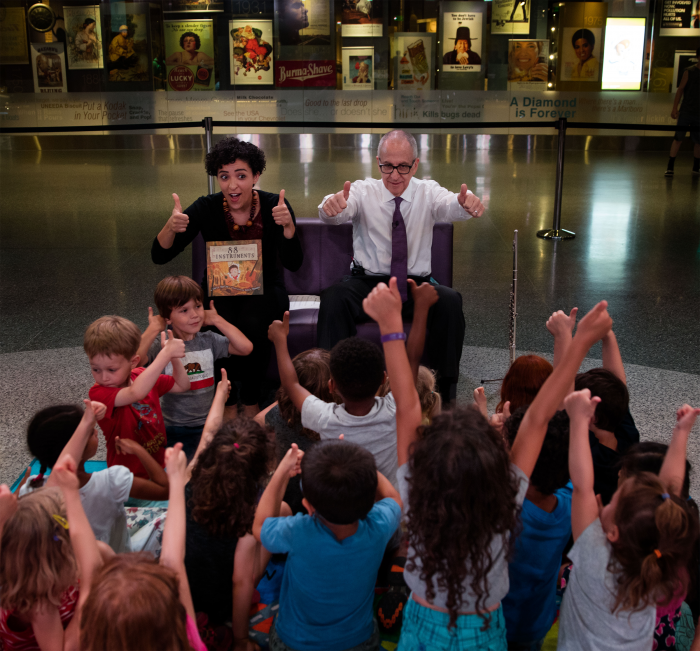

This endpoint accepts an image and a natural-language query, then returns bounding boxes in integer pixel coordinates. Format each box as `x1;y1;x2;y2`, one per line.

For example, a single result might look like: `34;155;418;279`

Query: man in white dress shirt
317;129;484;401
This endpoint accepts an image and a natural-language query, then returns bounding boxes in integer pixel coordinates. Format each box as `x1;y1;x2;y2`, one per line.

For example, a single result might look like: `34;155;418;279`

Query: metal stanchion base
536;228;576;240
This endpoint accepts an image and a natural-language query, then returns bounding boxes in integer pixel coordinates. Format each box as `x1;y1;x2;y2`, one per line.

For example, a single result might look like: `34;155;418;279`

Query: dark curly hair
179;31;200;50
204;137;267;177
575;368;628;432
406;405;521;628
188;418;272;538
503;407;570;495
329;337;385;402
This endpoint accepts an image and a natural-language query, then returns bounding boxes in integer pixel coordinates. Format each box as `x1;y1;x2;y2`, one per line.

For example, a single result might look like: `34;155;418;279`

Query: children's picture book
206;240;263;297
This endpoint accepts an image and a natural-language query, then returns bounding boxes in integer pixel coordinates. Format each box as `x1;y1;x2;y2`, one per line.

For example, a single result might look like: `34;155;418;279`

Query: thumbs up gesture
272;189;295;239
167;193;190;234
322;181;351;218
457;184;484;218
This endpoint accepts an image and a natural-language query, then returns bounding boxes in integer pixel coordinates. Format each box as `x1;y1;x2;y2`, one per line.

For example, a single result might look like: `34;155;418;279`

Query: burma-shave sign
275;60;336;87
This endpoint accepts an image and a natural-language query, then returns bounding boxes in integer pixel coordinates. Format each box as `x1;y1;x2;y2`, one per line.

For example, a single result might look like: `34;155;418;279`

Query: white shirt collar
380;176;417;204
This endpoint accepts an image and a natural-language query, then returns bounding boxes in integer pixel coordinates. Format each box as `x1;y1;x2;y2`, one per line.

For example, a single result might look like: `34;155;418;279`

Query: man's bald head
377;130;418;160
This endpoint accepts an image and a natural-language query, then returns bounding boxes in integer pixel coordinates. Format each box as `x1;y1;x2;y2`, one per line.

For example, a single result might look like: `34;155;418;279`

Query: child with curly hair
363;279;614;649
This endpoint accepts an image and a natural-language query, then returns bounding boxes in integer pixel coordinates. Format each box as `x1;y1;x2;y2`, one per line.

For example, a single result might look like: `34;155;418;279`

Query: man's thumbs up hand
322;181;352;217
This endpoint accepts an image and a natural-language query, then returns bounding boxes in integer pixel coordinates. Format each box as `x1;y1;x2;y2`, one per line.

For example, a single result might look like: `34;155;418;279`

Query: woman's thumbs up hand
167;193;190;234
272;189;295;239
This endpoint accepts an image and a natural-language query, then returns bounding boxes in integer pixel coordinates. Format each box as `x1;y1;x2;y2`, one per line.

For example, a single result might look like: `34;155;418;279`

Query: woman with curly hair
152;137;303;417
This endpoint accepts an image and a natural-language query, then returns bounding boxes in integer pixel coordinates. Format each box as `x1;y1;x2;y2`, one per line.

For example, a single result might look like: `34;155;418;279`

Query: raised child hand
573;301;612;347
216;368;232;402
148;306;166;332
546;307;578;339
0;484;18;526
473;387;488;419
165;442;187;482
268;311;290;344
363;278;403;328
114;436;144;457
322;181;351;217
204;300;220;327
167;193;189;234
279;443;304;479
489;400;511;433
409;279;439;311
53;454;80;492
676;404;700;431
90;400;107;421
564;389;601;424
161;329;186;360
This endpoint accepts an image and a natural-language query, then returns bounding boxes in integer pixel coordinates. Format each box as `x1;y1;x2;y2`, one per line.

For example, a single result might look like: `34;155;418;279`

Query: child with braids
363;280;615;649
558;394;700;650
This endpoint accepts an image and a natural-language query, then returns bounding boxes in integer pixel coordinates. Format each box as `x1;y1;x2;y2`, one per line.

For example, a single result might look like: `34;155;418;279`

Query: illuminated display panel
601;17;646;91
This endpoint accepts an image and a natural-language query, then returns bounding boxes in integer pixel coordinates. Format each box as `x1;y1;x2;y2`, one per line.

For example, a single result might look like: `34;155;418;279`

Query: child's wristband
380;332;407;343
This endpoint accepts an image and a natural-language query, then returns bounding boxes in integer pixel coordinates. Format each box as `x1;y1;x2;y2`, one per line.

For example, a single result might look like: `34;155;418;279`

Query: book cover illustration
206;240;263;297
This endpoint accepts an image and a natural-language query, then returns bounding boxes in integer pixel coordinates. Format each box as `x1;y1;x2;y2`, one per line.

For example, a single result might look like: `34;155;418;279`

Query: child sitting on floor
253;439;402;651
21;400;169;552
137;276;252;459
85;315;190;480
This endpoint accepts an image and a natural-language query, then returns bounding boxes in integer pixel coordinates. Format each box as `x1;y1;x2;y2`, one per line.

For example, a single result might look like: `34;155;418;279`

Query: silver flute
509;230;518;366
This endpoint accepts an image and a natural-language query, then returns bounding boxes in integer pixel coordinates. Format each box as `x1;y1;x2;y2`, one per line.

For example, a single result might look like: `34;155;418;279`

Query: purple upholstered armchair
192;218;454;380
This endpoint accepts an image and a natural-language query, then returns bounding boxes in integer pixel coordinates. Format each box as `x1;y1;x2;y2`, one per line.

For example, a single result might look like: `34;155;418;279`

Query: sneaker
665;168;674;177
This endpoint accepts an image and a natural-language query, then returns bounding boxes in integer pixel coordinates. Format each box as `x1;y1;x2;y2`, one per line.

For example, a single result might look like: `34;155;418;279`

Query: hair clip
234;443;240;449
53;534;60;542
52;514;69;530
661;493;670;501
654;549;662;559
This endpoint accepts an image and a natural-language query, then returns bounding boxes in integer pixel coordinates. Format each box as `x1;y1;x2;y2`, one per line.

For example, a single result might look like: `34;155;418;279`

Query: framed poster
660;0;700;36
673;50;699;92
64;6;103;69
507;39;548;90
163;0;224;12
31;43;68;93
392;32;435;90
601;18;645;91
560;27;602;81
342;0;382;37
441;7;483;72
279;0;331;45
491;0;530;34
230;21;274;84
107;9;151;82
342;46;374;88
164;21;215;90
0;7;29;65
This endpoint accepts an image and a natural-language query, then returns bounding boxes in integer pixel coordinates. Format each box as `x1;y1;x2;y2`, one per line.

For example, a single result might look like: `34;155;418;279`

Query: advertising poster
64;6;103;69
276;60;336;86
342;46;374;89
342;0;383;37
164;21;214;91
507;40;548;90
492;0;530;34
163;0;224;12
560;27;602;81
673;50;699;92
441;9;483;72
230;21;274;84
393;32;435;90
107;9;150;82
0;7;29;65
31;43;68;93
601;18;645;91
660;0;700;36
279;0;331;45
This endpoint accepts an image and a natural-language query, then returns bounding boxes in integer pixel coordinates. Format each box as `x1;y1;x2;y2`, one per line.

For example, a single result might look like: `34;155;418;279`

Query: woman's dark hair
204;137;267;177
83;18;95;27
179;31;200;50
572;29;595;48
406;405;521;628
277;348;334;440
504;407;570;495
497;355;553;414
27;405;84;485
189;418;272;538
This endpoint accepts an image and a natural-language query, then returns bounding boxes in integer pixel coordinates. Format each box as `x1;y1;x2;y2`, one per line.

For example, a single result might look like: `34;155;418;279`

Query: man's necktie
390;196;408;302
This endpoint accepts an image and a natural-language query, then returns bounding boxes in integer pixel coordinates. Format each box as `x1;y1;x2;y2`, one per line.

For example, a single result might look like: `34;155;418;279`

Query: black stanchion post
203;116;214;195
537;117;575;241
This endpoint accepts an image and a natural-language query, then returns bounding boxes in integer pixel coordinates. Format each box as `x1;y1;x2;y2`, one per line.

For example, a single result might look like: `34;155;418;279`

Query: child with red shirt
85;315;190;479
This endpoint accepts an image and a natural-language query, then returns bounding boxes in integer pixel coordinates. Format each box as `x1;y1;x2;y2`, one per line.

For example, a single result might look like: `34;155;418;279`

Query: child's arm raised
136;307;166;366
115;330;186;407
268;313;311;413
186;370;231;482
406;280;438;382
114;437;169;500
376;471;402;509
363;278;422;467
546;307;578;370
168;357;191;394
253;444;303;543
231;535;263;651
659;405;700;497
564;389;602;541
159;444;197;621
510;301;612;478
0;484;17;553
601;330;626;385
204;300;254;356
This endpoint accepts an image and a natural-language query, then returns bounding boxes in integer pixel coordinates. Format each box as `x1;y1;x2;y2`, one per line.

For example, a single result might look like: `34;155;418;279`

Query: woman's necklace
223;192;256;232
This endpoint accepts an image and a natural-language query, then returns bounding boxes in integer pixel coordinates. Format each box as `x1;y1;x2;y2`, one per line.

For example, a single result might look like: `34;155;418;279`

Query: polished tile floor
1;142;699;485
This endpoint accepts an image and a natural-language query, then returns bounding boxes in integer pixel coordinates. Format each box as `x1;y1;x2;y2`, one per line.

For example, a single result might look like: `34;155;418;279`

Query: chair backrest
192;219;454;294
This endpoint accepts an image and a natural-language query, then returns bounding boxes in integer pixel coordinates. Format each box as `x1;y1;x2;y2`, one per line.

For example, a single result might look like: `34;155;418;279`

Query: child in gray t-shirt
138;276;252;458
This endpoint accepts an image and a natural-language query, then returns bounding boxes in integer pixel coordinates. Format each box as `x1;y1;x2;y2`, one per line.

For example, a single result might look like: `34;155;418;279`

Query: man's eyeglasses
378;160;416;175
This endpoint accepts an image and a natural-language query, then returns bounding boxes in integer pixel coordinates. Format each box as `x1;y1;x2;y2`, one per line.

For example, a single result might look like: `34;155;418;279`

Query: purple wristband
380;332;407;343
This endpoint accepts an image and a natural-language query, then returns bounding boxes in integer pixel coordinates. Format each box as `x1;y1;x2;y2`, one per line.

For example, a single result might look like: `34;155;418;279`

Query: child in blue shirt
253;437;402;651
502;407;573;650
